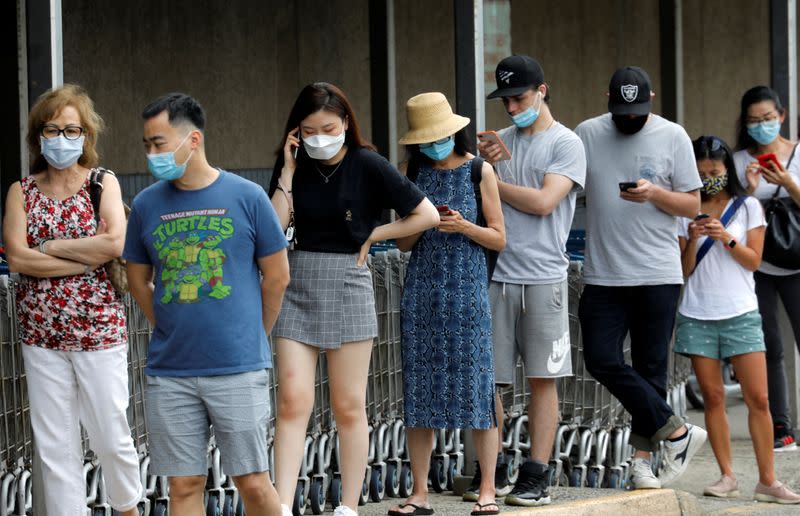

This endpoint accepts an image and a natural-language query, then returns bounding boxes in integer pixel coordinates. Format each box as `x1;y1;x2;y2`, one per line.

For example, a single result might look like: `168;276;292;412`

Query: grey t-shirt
492;122;586;284
575;113;702;286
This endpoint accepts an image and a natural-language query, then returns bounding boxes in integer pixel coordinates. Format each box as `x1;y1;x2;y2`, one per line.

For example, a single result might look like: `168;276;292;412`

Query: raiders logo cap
487;55;545;99
608;66;652;115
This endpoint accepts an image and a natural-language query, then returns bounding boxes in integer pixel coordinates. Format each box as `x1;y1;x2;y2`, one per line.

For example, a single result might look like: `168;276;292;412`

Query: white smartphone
477;131;512;161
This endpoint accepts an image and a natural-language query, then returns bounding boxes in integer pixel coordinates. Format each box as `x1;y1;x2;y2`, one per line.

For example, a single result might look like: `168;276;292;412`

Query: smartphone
694;213;710;221
436;204;452;215
757;152;778;169
619;182;638;192
477;131;512;161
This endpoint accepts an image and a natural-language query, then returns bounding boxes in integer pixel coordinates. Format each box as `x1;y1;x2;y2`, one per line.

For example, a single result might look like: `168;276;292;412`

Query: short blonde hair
27;84;104;172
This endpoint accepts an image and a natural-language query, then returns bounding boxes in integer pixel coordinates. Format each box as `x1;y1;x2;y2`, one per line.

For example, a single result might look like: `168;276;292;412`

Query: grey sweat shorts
490;280;573;384
145;369;271;477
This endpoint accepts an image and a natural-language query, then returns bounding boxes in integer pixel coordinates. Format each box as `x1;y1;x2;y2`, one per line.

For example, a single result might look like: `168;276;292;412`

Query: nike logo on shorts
546;332;571;374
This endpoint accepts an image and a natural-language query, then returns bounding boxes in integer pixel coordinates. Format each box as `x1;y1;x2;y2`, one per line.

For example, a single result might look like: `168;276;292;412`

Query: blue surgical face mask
146;132;194;181
40;135;85;170
508;91;542;128
747;120;781;145
419;136;455;161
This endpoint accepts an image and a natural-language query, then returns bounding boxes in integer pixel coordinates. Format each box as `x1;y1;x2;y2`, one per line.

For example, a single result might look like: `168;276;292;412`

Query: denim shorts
674;310;766;360
145;369;271;477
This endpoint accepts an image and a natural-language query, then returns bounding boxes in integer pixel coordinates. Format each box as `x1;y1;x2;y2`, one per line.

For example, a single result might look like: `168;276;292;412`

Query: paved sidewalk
358;398;800;515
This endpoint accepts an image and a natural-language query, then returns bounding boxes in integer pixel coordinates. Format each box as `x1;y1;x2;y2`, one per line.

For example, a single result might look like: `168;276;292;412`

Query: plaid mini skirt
273;250;377;349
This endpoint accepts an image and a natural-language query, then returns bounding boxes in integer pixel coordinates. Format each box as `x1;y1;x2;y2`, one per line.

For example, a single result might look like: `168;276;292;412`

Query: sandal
388;503;435;516
470;502;500;515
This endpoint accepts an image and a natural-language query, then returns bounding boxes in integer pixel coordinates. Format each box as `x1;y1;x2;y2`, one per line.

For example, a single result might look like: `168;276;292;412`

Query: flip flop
387;503;435;516
470;502;500;515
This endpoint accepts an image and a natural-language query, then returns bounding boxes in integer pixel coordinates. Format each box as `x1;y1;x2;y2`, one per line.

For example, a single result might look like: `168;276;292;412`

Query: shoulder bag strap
772;143;799;200
694;196;747;266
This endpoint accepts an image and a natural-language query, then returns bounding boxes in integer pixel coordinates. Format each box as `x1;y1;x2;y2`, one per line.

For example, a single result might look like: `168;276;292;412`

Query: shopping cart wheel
607;470;624;489
293;482;307;515
359;476;369;506
385;463;400;498
207;493;221;516
369;468;385;502
586;468;600;488
399;464;414;498
153;502;167;516
506;454;520;485
328;476;343;507
446;460;458;491
222;494;234;516
568;469;583;487
309;478;325;515
429;458;447;493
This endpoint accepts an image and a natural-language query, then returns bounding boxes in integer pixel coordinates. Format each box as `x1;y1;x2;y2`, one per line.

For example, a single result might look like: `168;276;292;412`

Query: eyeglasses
693;135;727;156
746;111;779;126
41;124;84;140
419;136;453;149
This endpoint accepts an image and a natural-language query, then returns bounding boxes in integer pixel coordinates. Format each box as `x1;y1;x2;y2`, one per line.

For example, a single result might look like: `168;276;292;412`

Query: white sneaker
629;458;661;489
281;504;293;516
333;505;358;516
658;424;708;487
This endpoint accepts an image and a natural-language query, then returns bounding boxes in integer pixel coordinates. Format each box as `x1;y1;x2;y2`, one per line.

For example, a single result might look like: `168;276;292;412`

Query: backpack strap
88;167;114;223
694;195;747;267
470;157;485;226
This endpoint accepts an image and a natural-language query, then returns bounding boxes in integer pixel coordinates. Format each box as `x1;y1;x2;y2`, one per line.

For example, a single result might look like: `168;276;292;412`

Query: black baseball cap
487;55;545;99
608;66;652;115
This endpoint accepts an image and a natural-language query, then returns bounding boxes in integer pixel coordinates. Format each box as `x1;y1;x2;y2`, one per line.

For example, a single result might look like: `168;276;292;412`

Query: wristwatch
724;238;737;250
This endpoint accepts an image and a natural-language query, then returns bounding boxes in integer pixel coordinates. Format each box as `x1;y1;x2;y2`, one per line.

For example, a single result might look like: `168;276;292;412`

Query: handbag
761;145;800;269
88;168;130;294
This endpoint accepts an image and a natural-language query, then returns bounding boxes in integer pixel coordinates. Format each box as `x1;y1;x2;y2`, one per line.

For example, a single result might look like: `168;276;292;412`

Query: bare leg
389;428;434;513
274;338;319;505
327;340;373;510
233;471;282;516
527;378;558;463
168;476;206;516
691;356;733;477
730;352;775;486
473;428;500;512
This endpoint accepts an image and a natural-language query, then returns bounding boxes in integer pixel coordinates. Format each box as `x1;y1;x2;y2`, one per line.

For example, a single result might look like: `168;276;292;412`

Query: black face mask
612;114;648;135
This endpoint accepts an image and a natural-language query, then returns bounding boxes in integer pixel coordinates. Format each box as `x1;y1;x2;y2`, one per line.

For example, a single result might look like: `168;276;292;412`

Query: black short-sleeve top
269;146;425;253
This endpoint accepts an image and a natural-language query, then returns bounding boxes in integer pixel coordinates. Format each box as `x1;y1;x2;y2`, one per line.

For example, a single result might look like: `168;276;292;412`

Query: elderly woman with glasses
3;85;142;515
733;86;800;454
674;135;799;504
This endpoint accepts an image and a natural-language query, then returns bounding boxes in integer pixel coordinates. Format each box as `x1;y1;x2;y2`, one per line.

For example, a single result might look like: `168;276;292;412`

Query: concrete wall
681;0;771;145
62;0;370;174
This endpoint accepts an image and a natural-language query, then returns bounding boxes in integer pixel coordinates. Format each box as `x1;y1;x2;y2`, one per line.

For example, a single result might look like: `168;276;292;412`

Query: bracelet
277;178;292;196
38;240;49;254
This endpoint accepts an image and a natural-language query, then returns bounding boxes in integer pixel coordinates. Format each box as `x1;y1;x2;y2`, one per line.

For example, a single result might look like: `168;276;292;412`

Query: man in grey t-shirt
574;66;707;490
470;55;585;508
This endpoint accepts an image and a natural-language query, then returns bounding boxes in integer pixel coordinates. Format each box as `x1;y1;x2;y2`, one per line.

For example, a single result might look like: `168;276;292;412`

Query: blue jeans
578;284;684;451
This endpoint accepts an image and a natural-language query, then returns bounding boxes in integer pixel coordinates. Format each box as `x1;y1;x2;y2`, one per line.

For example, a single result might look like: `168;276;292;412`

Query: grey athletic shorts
145;369;271;477
490;280;572;384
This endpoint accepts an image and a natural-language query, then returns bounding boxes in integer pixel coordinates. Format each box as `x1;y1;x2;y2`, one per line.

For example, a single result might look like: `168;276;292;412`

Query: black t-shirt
269;146;425;253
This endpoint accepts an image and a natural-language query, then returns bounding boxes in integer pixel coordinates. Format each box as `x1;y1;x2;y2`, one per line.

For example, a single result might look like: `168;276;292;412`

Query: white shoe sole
774;442;798;452
754;493;800;504
504;495;551;507
631;481;661;490
660;426;708;487
495;485;513;497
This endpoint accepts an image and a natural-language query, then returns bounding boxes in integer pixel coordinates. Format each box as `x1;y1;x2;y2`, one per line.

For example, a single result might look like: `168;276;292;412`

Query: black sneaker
494;457;512;497
774;425;798;452
504;461;551;507
462;461;481;502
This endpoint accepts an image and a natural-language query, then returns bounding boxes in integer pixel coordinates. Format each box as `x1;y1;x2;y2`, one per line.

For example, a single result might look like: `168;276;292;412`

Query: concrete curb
507;489;701;515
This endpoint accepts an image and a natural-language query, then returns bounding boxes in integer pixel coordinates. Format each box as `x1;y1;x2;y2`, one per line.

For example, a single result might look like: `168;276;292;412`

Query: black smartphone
694;213;710;221
619;182;638;192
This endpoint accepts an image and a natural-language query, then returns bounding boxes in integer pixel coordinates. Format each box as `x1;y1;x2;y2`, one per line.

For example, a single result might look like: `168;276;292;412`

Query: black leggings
754;271;800;431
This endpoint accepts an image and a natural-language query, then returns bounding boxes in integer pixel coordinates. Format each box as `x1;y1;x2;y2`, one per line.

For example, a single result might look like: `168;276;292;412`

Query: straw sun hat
399;92;470;145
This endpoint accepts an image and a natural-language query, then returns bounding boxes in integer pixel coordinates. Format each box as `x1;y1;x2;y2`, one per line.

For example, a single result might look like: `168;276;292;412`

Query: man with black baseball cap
575;66;707;490
472;55;586;508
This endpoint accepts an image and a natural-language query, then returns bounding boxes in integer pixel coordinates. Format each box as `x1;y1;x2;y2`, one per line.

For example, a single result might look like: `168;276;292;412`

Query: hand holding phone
477;131;512;162
436;204;452;216
619;182;638;192
757;153;778;170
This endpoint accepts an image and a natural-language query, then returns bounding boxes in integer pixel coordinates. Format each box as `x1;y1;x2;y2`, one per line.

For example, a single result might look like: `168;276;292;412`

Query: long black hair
692;135;748;199
735;85;785;150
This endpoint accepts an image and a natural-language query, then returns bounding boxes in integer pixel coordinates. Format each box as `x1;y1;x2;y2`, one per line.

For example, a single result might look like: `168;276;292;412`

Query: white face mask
303;131;346;160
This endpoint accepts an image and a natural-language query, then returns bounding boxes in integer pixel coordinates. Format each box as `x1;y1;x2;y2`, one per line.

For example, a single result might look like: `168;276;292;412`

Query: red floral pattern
15;174;127;351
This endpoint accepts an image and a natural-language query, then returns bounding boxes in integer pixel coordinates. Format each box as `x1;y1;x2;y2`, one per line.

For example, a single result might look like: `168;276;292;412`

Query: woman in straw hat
389;92;506;516
268;82;439;516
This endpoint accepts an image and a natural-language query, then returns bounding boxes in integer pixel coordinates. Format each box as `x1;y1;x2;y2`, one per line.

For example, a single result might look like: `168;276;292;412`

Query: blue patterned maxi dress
401;159;496;429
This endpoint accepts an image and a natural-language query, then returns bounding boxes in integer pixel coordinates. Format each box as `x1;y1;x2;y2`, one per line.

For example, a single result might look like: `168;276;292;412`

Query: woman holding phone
733;86;800;452
388;92;506;516
268;82;438;516
675;135;799;503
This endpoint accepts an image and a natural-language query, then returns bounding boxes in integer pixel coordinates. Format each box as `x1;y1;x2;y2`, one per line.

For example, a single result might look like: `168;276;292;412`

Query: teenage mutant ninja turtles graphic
151;211;235;304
